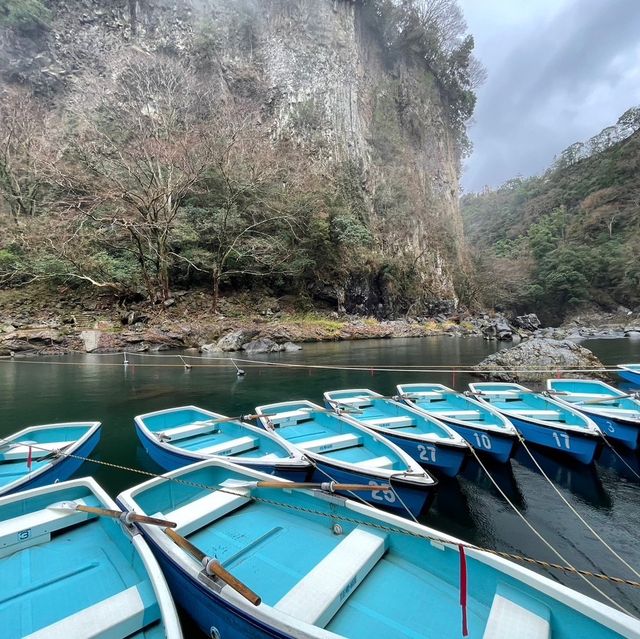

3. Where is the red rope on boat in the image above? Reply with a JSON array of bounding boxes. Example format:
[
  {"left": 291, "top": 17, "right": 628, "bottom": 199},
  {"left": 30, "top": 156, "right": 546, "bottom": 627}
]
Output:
[
  {"left": 459, "top": 543, "right": 469, "bottom": 637},
  {"left": 27, "top": 446, "right": 32, "bottom": 471}
]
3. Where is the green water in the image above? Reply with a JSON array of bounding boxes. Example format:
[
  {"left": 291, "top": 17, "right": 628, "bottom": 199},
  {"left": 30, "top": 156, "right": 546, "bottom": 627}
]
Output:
[{"left": 2, "top": 335, "right": 640, "bottom": 619}]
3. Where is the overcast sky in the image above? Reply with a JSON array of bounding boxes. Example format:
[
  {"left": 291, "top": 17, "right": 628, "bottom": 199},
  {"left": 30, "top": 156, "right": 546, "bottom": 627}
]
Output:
[{"left": 458, "top": 0, "right": 640, "bottom": 192}]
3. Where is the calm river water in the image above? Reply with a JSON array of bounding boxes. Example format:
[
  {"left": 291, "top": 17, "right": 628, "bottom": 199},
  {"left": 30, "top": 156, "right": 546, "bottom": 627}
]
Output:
[{"left": 2, "top": 335, "right": 640, "bottom": 623}]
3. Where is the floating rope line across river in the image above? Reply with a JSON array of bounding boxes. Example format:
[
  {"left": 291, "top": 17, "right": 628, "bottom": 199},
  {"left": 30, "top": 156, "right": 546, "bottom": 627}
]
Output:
[
  {"left": 3, "top": 438, "right": 639, "bottom": 615},
  {"left": 0, "top": 350, "right": 624, "bottom": 374}
]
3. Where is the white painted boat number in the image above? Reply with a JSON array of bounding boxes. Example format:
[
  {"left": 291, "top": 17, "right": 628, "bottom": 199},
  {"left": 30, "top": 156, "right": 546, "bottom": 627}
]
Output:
[
  {"left": 417, "top": 444, "right": 437, "bottom": 462},
  {"left": 552, "top": 432, "right": 571, "bottom": 449},
  {"left": 472, "top": 433, "right": 492, "bottom": 449},
  {"left": 605, "top": 421, "right": 615, "bottom": 433},
  {"left": 369, "top": 481, "right": 397, "bottom": 503}
]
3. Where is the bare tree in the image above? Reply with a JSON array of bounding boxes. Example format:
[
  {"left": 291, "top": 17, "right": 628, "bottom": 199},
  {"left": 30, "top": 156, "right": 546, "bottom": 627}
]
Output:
[
  {"left": 66, "top": 54, "right": 218, "bottom": 302},
  {"left": 0, "top": 90, "right": 53, "bottom": 224}
]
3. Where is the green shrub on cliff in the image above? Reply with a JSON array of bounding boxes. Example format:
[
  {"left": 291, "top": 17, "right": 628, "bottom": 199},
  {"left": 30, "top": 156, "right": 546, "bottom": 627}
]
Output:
[{"left": 0, "top": 0, "right": 50, "bottom": 33}]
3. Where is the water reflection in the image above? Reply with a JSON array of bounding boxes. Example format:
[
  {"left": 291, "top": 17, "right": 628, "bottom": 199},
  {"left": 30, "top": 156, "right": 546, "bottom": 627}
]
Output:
[{"left": 513, "top": 446, "right": 612, "bottom": 509}]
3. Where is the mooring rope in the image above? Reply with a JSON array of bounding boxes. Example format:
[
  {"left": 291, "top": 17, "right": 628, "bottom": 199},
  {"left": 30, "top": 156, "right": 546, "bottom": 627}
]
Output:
[
  {"left": 4, "top": 439, "right": 638, "bottom": 614},
  {"left": 465, "top": 445, "right": 630, "bottom": 613},
  {"left": 598, "top": 432, "right": 640, "bottom": 482},
  {"left": 516, "top": 433, "right": 640, "bottom": 584},
  {"left": 0, "top": 351, "right": 625, "bottom": 375}
]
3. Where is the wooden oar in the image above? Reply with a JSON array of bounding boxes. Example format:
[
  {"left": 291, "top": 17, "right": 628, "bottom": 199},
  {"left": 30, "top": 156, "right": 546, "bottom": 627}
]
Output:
[
  {"left": 582, "top": 393, "right": 637, "bottom": 405},
  {"left": 220, "top": 479, "right": 392, "bottom": 492},
  {"left": 50, "top": 501, "right": 177, "bottom": 528},
  {"left": 165, "top": 527, "right": 261, "bottom": 606},
  {"left": 210, "top": 407, "right": 360, "bottom": 425}
]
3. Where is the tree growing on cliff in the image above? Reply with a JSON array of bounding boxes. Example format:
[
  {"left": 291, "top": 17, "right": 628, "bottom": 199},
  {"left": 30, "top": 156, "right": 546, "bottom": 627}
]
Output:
[
  {"left": 0, "top": 90, "right": 53, "bottom": 224},
  {"left": 177, "top": 125, "right": 309, "bottom": 311},
  {"left": 67, "top": 55, "right": 217, "bottom": 302}
]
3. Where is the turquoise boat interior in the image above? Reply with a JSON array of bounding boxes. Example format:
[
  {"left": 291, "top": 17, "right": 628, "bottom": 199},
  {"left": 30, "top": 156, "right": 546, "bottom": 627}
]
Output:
[
  {"left": 257, "top": 401, "right": 410, "bottom": 471},
  {"left": 0, "top": 480, "right": 175, "bottom": 639},
  {"left": 470, "top": 383, "right": 591, "bottom": 428},
  {"left": 325, "top": 389, "right": 459, "bottom": 440},
  {"left": 548, "top": 380, "right": 640, "bottom": 414},
  {"left": 124, "top": 462, "right": 636, "bottom": 639},
  {"left": 138, "top": 406, "right": 296, "bottom": 461},
  {"left": 396, "top": 383, "right": 511, "bottom": 429},
  {"left": 0, "top": 423, "right": 97, "bottom": 492}
]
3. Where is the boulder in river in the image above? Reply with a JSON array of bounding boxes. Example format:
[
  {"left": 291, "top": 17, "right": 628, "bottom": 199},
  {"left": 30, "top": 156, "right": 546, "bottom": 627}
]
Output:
[
  {"left": 216, "top": 329, "right": 259, "bottom": 352},
  {"left": 512, "top": 313, "right": 541, "bottom": 332},
  {"left": 242, "top": 337, "right": 284, "bottom": 354},
  {"left": 472, "top": 338, "right": 607, "bottom": 382}
]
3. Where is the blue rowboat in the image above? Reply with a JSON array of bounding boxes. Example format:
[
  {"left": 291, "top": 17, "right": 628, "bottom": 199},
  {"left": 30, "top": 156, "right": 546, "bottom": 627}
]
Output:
[
  {"left": 135, "top": 405, "right": 312, "bottom": 482},
  {"left": 254, "top": 399, "right": 437, "bottom": 518},
  {"left": 323, "top": 388, "right": 468, "bottom": 477},
  {"left": 396, "top": 383, "right": 518, "bottom": 463},
  {"left": 1, "top": 477, "right": 182, "bottom": 639},
  {"left": 618, "top": 364, "right": 640, "bottom": 386},
  {"left": 117, "top": 458, "right": 640, "bottom": 639},
  {"left": 0, "top": 421, "right": 101, "bottom": 496},
  {"left": 546, "top": 379, "right": 640, "bottom": 450},
  {"left": 469, "top": 383, "right": 601, "bottom": 464}
]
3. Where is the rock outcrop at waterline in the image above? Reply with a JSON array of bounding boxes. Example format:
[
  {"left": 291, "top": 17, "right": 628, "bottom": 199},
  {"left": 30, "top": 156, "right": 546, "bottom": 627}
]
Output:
[{"left": 472, "top": 339, "right": 607, "bottom": 382}]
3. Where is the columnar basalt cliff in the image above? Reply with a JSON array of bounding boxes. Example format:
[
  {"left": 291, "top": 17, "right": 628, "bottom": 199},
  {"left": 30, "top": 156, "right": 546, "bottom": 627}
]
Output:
[{"left": 0, "top": 0, "right": 474, "bottom": 317}]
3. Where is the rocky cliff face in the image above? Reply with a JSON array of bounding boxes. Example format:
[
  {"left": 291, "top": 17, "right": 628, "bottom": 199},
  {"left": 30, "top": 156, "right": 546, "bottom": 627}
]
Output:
[{"left": 1, "top": 0, "right": 469, "bottom": 315}]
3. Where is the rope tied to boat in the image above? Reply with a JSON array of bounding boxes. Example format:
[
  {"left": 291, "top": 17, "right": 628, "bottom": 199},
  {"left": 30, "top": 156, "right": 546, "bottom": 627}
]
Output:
[{"left": 11, "top": 440, "right": 640, "bottom": 612}]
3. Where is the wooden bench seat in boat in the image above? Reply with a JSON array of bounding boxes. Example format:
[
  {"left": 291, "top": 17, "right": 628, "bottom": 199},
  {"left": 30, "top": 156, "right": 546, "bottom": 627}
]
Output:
[
  {"left": 482, "top": 593, "right": 550, "bottom": 639},
  {"left": 274, "top": 525, "right": 387, "bottom": 627},
  {"left": 24, "top": 582, "right": 159, "bottom": 639},
  {"left": 434, "top": 410, "right": 482, "bottom": 420},
  {"left": 157, "top": 420, "right": 220, "bottom": 442},
  {"left": 298, "top": 433, "right": 362, "bottom": 454},
  {"left": 0, "top": 499, "right": 93, "bottom": 558},
  {"left": 196, "top": 436, "right": 258, "bottom": 457},
  {"left": 364, "top": 416, "right": 414, "bottom": 429},
  {"left": 165, "top": 490, "right": 250, "bottom": 536},
  {"left": 356, "top": 456, "right": 393, "bottom": 470},
  {"left": 0, "top": 441, "right": 70, "bottom": 461},
  {"left": 507, "top": 410, "right": 561, "bottom": 420},
  {"left": 266, "top": 410, "right": 314, "bottom": 426}
]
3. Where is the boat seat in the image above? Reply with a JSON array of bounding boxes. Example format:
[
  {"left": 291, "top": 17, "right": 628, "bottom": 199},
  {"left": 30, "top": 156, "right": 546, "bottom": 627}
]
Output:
[
  {"left": 157, "top": 420, "right": 220, "bottom": 442},
  {"left": 404, "top": 391, "right": 443, "bottom": 399},
  {"left": 164, "top": 490, "right": 250, "bottom": 536},
  {"left": 508, "top": 410, "right": 561, "bottom": 420},
  {"left": 0, "top": 441, "right": 70, "bottom": 462},
  {"left": 356, "top": 456, "right": 393, "bottom": 470},
  {"left": 274, "top": 525, "right": 387, "bottom": 627},
  {"left": 365, "top": 416, "right": 414, "bottom": 429},
  {"left": 435, "top": 410, "right": 482, "bottom": 420},
  {"left": 197, "top": 436, "right": 258, "bottom": 457},
  {"left": 483, "top": 593, "right": 550, "bottom": 639},
  {"left": 266, "top": 409, "right": 313, "bottom": 427},
  {"left": 0, "top": 498, "right": 93, "bottom": 559},
  {"left": 331, "top": 397, "right": 374, "bottom": 408},
  {"left": 24, "top": 581, "right": 159, "bottom": 639},
  {"left": 298, "top": 433, "right": 362, "bottom": 453}
]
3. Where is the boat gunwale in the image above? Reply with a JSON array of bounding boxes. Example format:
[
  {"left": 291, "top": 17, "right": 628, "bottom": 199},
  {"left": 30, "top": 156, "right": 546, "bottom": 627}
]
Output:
[
  {"left": 117, "top": 458, "right": 640, "bottom": 639},
  {"left": 0, "top": 422, "right": 102, "bottom": 496},
  {"left": 468, "top": 383, "right": 601, "bottom": 436},
  {"left": 254, "top": 400, "right": 435, "bottom": 484},
  {"left": 135, "top": 405, "right": 309, "bottom": 469},
  {"left": 396, "top": 383, "right": 518, "bottom": 436},
  {"left": 322, "top": 388, "right": 469, "bottom": 448},
  {"left": 0, "top": 476, "right": 183, "bottom": 639}
]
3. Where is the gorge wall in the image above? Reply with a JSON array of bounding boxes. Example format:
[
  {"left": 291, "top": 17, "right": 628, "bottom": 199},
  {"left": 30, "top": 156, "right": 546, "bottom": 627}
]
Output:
[{"left": 0, "top": 0, "right": 471, "bottom": 316}]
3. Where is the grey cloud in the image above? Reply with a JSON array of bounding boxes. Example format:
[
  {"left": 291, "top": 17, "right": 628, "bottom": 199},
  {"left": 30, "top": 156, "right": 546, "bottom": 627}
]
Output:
[{"left": 462, "top": 0, "right": 640, "bottom": 191}]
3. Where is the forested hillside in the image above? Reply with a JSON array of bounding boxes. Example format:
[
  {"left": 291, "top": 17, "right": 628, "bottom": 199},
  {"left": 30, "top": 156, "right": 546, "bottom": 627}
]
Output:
[
  {"left": 0, "top": 0, "right": 480, "bottom": 318},
  {"left": 462, "top": 110, "right": 640, "bottom": 324}
]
